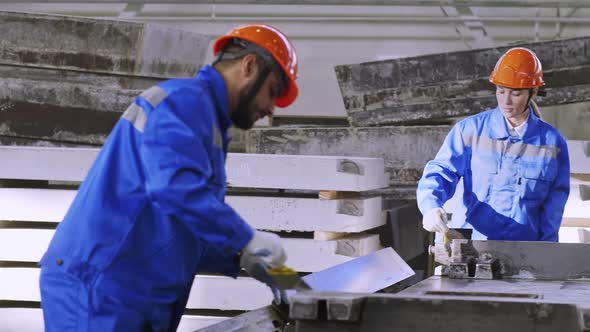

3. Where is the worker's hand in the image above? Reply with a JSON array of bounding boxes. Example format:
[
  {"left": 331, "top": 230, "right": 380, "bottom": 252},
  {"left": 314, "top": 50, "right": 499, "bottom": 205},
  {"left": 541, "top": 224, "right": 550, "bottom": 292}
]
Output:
[
  {"left": 240, "top": 230, "right": 286, "bottom": 269},
  {"left": 240, "top": 256, "right": 286, "bottom": 304},
  {"left": 422, "top": 207, "right": 449, "bottom": 233},
  {"left": 240, "top": 230, "right": 287, "bottom": 304}
]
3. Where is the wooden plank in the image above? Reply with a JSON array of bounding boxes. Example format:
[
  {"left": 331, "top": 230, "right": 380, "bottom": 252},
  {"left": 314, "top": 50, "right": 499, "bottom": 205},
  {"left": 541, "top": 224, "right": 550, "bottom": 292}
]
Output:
[
  {"left": 0, "top": 268, "right": 272, "bottom": 310},
  {"left": 568, "top": 140, "right": 590, "bottom": 175},
  {"left": 318, "top": 190, "right": 361, "bottom": 200},
  {"left": 0, "top": 189, "right": 385, "bottom": 233},
  {"left": 226, "top": 153, "right": 388, "bottom": 191},
  {"left": 246, "top": 126, "right": 449, "bottom": 185},
  {"left": 0, "top": 146, "right": 388, "bottom": 190},
  {"left": 562, "top": 218, "right": 590, "bottom": 227},
  {"left": 0, "top": 308, "right": 229, "bottom": 332},
  {"left": 313, "top": 231, "right": 347, "bottom": 240},
  {"left": 0, "top": 228, "right": 381, "bottom": 272},
  {"left": 0, "top": 11, "right": 210, "bottom": 78},
  {"left": 335, "top": 36, "right": 590, "bottom": 126},
  {"left": 572, "top": 174, "right": 590, "bottom": 184}
]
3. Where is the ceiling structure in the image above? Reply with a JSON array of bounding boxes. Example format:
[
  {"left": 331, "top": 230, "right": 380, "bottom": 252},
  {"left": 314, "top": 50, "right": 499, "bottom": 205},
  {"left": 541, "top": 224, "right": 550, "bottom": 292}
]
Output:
[{"left": 2, "top": 1, "right": 590, "bottom": 45}]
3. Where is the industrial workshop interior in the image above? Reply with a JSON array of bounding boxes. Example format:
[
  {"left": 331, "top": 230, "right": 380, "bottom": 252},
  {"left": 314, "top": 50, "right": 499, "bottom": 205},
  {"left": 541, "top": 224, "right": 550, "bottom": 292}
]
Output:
[{"left": 1, "top": 0, "right": 590, "bottom": 331}]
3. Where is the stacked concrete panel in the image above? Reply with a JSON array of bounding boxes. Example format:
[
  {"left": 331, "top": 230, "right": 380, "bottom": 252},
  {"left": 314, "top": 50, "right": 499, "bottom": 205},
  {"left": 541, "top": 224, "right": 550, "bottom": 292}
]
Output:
[
  {"left": 242, "top": 37, "right": 590, "bottom": 198},
  {"left": 0, "top": 145, "right": 389, "bottom": 330},
  {"left": 334, "top": 36, "right": 590, "bottom": 127},
  {"left": 0, "top": 11, "right": 210, "bottom": 146},
  {"left": 0, "top": 11, "right": 221, "bottom": 332}
]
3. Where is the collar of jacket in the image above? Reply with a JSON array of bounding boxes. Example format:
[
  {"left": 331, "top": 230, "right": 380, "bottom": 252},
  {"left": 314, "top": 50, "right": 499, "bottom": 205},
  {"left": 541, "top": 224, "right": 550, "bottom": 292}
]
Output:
[
  {"left": 489, "top": 106, "right": 542, "bottom": 144},
  {"left": 197, "top": 65, "right": 233, "bottom": 132}
]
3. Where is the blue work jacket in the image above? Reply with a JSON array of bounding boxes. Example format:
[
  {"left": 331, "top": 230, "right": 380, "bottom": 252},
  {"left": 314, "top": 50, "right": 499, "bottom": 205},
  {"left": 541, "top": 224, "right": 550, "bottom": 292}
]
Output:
[
  {"left": 40, "top": 65, "right": 253, "bottom": 306},
  {"left": 417, "top": 106, "right": 570, "bottom": 241}
]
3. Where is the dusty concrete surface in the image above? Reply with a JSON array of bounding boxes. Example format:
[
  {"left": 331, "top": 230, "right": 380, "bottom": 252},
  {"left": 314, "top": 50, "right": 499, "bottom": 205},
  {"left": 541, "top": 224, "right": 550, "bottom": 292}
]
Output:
[
  {"left": 0, "top": 65, "right": 159, "bottom": 145},
  {"left": 0, "top": 11, "right": 212, "bottom": 146},
  {"left": 0, "top": 11, "right": 210, "bottom": 77},
  {"left": 245, "top": 125, "right": 450, "bottom": 185},
  {"left": 336, "top": 36, "right": 590, "bottom": 126}
]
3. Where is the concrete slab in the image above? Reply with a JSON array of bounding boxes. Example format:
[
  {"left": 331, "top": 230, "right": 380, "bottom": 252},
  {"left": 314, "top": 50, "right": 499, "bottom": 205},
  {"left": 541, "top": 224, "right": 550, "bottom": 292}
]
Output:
[
  {"left": 0, "top": 189, "right": 385, "bottom": 235},
  {"left": 559, "top": 227, "right": 590, "bottom": 243},
  {"left": 246, "top": 126, "right": 449, "bottom": 185},
  {"left": 0, "top": 267, "right": 273, "bottom": 310},
  {"left": 564, "top": 184, "right": 590, "bottom": 220},
  {"left": 335, "top": 36, "right": 590, "bottom": 126},
  {"left": 0, "top": 146, "right": 388, "bottom": 190},
  {"left": 0, "top": 188, "right": 75, "bottom": 222},
  {"left": 229, "top": 195, "right": 384, "bottom": 232},
  {"left": 0, "top": 189, "right": 386, "bottom": 233},
  {"left": 569, "top": 140, "right": 590, "bottom": 174},
  {"left": 283, "top": 234, "right": 382, "bottom": 272},
  {"left": 226, "top": 153, "right": 388, "bottom": 191},
  {"left": 0, "top": 308, "right": 226, "bottom": 332},
  {"left": 0, "top": 227, "right": 382, "bottom": 272},
  {"left": 0, "top": 65, "right": 158, "bottom": 144},
  {"left": 0, "top": 146, "right": 96, "bottom": 181},
  {"left": 0, "top": 11, "right": 210, "bottom": 77}
]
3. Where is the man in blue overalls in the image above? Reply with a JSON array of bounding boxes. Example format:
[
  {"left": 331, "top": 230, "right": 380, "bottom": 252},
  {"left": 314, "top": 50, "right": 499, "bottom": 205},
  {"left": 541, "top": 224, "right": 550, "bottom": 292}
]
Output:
[
  {"left": 39, "top": 24, "right": 299, "bottom": 331},
  {"left": 417, "top": 47, "right": 570, "bottom": 241}
]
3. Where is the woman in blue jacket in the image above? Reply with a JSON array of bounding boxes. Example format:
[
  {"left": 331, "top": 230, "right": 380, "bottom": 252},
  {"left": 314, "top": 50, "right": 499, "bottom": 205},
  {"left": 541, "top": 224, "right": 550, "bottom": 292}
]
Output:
[{"left": 417, "top": 47, "right": 570, "bottom": 241}]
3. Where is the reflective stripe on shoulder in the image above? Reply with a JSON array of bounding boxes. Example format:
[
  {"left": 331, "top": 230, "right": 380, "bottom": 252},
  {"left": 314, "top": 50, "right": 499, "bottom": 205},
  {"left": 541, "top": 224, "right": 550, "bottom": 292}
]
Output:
[
  {"left": 122, "top": 104, "right": 147, "bottom": 133},
  {"left": 140, "top": 86, "right": 168, "bottom": 107},
  {"left": 463, "top": 134, "right": 559, "bottom": 159},
  {"left": 121, "top": 86, "right": 168, "bottom": 133}
]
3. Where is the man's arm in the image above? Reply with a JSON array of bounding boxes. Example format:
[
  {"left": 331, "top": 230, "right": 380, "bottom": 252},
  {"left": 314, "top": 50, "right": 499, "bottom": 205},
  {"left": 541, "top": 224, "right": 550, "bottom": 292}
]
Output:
[{"left": 140, "top": 88, "right": 253, "bottom": 276}]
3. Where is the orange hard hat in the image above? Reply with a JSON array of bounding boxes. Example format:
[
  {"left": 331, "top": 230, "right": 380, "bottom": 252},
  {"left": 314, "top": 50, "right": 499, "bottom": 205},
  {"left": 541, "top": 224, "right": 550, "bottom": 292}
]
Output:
[
  {"left": 213, "top": 24, "right": 299, "bottom": 108},
  {"left": 489, "top": 47, "right": 544, "bottom": 89}
]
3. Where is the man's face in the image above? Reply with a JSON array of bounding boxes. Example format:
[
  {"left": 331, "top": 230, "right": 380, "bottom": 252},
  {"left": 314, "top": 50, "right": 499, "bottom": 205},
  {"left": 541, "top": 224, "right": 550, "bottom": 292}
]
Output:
[
  {"left": 231, "top": 70, "right": 281, "bottom": 130},
  {"left": 495, "top": 86, "right": 533, "bottom": 120}
]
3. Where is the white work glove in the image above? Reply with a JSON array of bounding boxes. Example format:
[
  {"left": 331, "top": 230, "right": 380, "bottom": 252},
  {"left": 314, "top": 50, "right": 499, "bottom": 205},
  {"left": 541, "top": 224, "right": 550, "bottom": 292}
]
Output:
[
  {"left": 240, "top": 230, "right": 287, "bottom": 304},
  {"left": 240, "top": 230, "right": 286, "bottom": 269},
  {"left": 422, "top": 207, "right": 449, "bottom": 234}
]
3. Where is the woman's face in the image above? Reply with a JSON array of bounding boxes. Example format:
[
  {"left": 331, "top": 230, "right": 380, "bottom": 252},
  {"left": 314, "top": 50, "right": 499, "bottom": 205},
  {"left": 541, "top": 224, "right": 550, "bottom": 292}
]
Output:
[{"left": 495, "top": 86, "right": 535, "bottom": 120}]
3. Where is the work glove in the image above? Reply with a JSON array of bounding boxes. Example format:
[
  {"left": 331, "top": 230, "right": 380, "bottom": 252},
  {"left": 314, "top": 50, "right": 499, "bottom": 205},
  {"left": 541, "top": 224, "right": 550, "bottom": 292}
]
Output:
[
  {"left": 422, "top": 207, "right": 449, "bottom": 234},
  {"left": 240, "top": 230, "right": 287, "bottom": 304}
]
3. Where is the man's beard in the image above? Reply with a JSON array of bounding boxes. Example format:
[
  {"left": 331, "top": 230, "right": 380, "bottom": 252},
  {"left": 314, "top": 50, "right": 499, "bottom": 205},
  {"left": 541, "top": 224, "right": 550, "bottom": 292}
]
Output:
[{"left": 231, "top": 86, "right": 261, "bottom": 130}]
